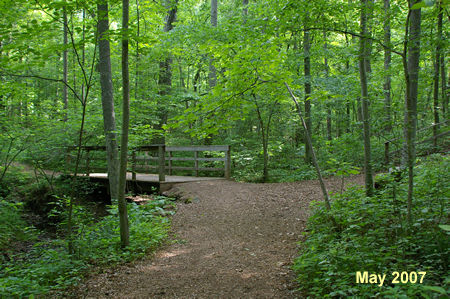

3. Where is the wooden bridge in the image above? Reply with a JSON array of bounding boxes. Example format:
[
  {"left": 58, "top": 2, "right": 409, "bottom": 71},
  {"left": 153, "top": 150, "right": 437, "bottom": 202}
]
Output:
[{"left": 67, "top": 144, "right": 231, "bottom": 192}]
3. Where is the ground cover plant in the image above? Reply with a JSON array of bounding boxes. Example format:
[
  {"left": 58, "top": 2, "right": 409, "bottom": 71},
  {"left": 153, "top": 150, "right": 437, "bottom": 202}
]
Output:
[
  {"left": 0, "top": 187, "right": 173, "bottom": 297},
  {"left": 294, "top": 154, "right": 449, "bottom": 298}
]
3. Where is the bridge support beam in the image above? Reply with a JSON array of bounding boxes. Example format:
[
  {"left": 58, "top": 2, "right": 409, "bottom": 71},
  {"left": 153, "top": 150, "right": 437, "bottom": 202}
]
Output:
[{"left": 158, "top": 145, "right": 165, "bottom": 182}]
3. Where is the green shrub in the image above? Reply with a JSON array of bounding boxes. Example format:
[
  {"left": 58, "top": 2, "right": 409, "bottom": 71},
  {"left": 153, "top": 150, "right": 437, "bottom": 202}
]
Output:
[
  {"left": 0, "top": 199, "right": 36, "bottom": 253},
  {"left": 0, "top": 198, "right": 173, "bottom": 297},
  {"left": 293, "top": 155, "right": 449, "bottom": 298}
]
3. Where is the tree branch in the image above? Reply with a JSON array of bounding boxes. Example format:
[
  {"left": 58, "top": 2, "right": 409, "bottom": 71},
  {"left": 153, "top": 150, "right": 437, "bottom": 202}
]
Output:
[
  {"left": 302, "top": 27, "right": 404, "bottom": 57},
  {"left": 0, "top": 70, "right": 82, "bottom": 102}
]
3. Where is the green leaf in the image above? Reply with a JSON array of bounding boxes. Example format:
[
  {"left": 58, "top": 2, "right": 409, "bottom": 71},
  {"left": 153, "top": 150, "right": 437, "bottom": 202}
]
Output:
[
  {"left": 438, "top": 224, "right": 450, "bottom": 231},
  {"left": 411, "top": 1, "right": 426, "bottom": 9},
  {"left": 421, "top": 286, "right": 447, "bottom": 294}
]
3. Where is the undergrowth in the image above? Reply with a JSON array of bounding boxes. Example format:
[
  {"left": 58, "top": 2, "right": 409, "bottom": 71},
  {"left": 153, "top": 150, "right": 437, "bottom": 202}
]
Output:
[
  {"left": 294, "top": 154, "right": 449, "bottom": 298},
  {"left": 0, "top": 197, "right": 173, "bottom": 297}
]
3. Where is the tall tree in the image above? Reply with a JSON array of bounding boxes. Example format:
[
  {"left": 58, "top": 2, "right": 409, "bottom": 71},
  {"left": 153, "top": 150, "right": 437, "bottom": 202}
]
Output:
[
  {"left": 359, "top": 0, "right": 374, "bottom": 196},
  {"left": 135, "top": 0, "right": 140, "bottom": 102},
  {"left": 439, "top": 2, "right": 447, "bottom": 119},
  {"left": 433, "top": 0, "right": 442, "bottom": 147},
  {"left": 383, "top": 0, "right": 392, "bottom": 132},
  {"left": 62, "top": 7, "right": 68, "bottom": 121},
  {"left": 209, "top": 0, "right": 217, "bottom": 88},
  {"left": 97, "top": 0, "right": 120, "bottom": 202},
  {"left": 155, "top": 0, "right": 178, "bottom": 144},
  {"left": 118, "top": 0, "right": 131, "bottom": 247},
  {"left": 324, "top": 31, "right": 332, "bottom": 141},
  {"left": 303, "top": 17, "right": 312, "bottom": 164},
  {"left": 403, "top": 0, "right": 422, "bottom": 224}
]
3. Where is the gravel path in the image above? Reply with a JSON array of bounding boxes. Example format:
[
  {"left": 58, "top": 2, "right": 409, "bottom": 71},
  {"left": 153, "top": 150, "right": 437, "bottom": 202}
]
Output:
[{"left": 74, "top": 176, "right": 363, "bottom": 298}]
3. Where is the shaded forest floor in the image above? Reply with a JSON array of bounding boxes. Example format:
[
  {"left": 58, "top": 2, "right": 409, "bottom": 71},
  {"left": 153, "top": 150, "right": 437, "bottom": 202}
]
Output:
[{"left": 71, "top": 175, "right": 364, "bottom": 298}]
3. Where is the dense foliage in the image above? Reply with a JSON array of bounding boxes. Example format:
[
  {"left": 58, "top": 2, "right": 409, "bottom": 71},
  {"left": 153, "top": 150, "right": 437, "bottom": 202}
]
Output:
[
  {"left": 0, "top": 0, "right": 448, "bottom": 182},
  {"left": 0, "top": 171, "right": 173, "bottom": 296},
  {"left": 294, "top": 155, "right": 449, "bottom": 298},
  {"left": 0, "top": 0, "right": 448, "bottom": 297}
]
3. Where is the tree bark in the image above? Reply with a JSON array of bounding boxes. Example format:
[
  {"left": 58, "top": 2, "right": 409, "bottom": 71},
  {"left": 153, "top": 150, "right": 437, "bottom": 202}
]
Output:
[
  {"left": 433, "top": 0, "right": 442, "bottom": 148},
  {"left": 304, "top": 21, "right": 312, "bottom": 164},
  {"left": 403, "top": 0, "right": 421, "bottom": 225},
  {"left": 383, "top": 0, "right": 392, "bottom": 132},
  {"left": 442, "top": 55, "right": 447, "bottom": 119},
  {"left": 438, "top": 0, "right": 446, "bottom": 120},
  {"left": 252, "top": 94, "right": 276, "bottom": 183},
  {"left": 117, "top": 0, "right": 131, "bottom": 248},
  {"left": 154, "top": 0, "right": 178, "bottom": 144},
  {"left": 135, "top": 0, "right": 140, "bottom": 102},
  {"left": 344, "top": 24, "right": 351, "bottom": 133},
  {"left": 97, "top": 1, "right": 119, "bottom": 202},
  {"left": 209, "top": 0, "right": 217, "bottom": 88},
  {"left": 359, "top": 0, "right": 374, "bottom": 197},
  {"left": 193, "top": 66, "right": 201, "bottom": 92},
  {"left": 324, "top": 31, "right": 332, "bottom": 141},
  {"left": 81, "top": 9, "right": 86, "bottom": 102},
  {"left": 365, "top": 0, "right": 374, "bottom": 74},
  {"left": 63, "top": 7, "right": 68, "bottom": 121},
  {"left": 243, "top": 0, "right": 249, "bottom": 19}
]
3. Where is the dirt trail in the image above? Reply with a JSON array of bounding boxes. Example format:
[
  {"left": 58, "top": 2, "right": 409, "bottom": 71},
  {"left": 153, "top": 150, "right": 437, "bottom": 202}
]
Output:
[{"left": 74, "top": 176, "right": 363, "bottom": 298}]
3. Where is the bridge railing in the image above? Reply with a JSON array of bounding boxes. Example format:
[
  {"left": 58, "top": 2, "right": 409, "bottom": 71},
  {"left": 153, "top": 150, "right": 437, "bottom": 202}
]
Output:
[{"left": 66, "top": 144, "right": 231, "bottom": 182}]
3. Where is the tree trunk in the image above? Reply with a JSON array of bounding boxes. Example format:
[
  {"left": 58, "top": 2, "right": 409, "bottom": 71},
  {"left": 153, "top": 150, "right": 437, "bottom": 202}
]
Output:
[
  {"left": 359, "top": 0, "right": 374, "bottom": 197},
  {"left": 155, "top": 0, "right": 178, "bottom": 144},
  {"left": 438, "top": 0, "right": 446, "bottom": 120},
  {"left": 71, "top": 13, "right": 77, "bottom": 103},
  {"left": 97, "top": 1, "right": 120, "bottom": 202},
  {"left": 119, "top": 0, "right": 131, "bottom": 247},
  {"left": 344, "top": 28, "right": 351, "bottom": 133},
  {"left": 193, "top": 66, "right": 201, "bottom": 92},
  {"left": 324, "top": 31, "right": 332, "bottom": 141},
  {"left": 285, "top": 83, "right": 337, "bottom": 229},
  {"left": 304, "top": 21, "right": 312, "bottom": 164},
  {"left": 135, "top": 0, "right": 140, "bottom": 102},
  {"left": 81, "top": 9, "right": 86, "bottom": 102},
  {"left": 403, "top": 0, "right": 421, "bottom": 225},
  {"left": 209, "top": 0, "right": 217, "bottom": 88},
  {"left": 253, "top": 94, "right": 275, "bottom": 183},
  {"left": 365, "top": 0, "right": 374, "bottom": 74},
  {"left": 63, "top": 7, "right": 68, "bottom": 121},
  {"left": 243, "top": 0, "right": 249, "bottom": 17},
  {"left": 442, "top": 55, "right": 447, "bottom": 120},
  {"left": 383, "top": 0, "right": 392, "bottom": 132},
  {"left": 433, "top": 1, "right": 442, "bottom": 148}
]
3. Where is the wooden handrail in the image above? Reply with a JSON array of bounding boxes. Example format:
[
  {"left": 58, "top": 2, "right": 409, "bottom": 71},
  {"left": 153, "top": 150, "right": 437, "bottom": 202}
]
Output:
[{"left": 66, "top": 144, "right": 231, "bottom": 181}]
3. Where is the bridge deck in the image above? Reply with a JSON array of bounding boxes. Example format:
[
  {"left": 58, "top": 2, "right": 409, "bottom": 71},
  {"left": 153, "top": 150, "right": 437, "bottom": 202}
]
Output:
[{"left": 86, "top": 172, "right": 225, "bottom": 183}]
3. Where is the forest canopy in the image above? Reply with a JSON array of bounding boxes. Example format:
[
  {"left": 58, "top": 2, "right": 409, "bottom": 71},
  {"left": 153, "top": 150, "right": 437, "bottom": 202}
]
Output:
[{"left": 0, "top": 0, "right": 448, "bottom": 296}]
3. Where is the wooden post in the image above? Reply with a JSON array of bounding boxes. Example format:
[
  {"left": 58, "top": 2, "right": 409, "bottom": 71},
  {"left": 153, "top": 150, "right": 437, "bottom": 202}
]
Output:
[
  {"left": 85, "top": 149, "right": 90, "bottom": 176},
  {"left": 168, "top": 151, "right": 172, "bottom": 175},
  {"left": 194, "top": 151, "right": 199, "bottom": 177},
  {"left": 158, "top": 145, "right": 165, "bottom": 182},
  {"left": 132, "top": 150, "right": 136, "bottom": 181},
  {"left": 384, "top": 141, "right": 390, "bottom": 165},
  {"left": 225, "top": 146, "right": 231, "bottom": 179}
]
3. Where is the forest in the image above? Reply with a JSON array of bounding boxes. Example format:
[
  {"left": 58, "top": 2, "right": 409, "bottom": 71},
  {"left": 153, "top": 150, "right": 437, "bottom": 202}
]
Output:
[{"left": 0, "top": 0, "right": 449, "bottom": 297}]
